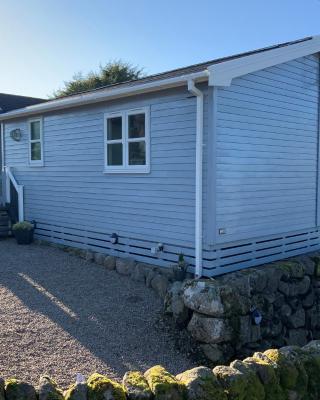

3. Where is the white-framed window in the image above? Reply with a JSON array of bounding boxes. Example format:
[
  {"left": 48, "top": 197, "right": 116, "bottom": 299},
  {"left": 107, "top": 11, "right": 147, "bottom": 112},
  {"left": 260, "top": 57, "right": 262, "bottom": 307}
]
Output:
[
  {"left": 28, "top": 118, "right": 43, "bottom": 166},
  {"left": 104, "top": 107, "right": 150, "bottom": 173}
]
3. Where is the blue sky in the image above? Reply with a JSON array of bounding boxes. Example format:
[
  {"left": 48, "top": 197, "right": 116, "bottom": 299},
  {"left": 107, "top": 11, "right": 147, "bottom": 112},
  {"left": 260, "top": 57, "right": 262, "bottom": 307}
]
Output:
[{"left": 0, "top": 0, "right": 320, "bottom": 98}]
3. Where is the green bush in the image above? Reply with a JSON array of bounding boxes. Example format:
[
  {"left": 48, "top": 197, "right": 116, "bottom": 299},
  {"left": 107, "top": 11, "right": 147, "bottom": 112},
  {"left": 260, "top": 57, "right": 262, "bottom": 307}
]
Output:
[{"left": 12, "top": 221, "right": 34, "bottom": 231}]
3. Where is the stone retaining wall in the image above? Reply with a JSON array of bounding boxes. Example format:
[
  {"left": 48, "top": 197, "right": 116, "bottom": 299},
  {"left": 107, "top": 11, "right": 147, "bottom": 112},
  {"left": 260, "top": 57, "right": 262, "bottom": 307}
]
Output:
[
  {"left": 3, "top": 341, "right": 320, "bottom": 400},
  {"left": 165, "top": 254, "right": 320, "bottom": 365}
]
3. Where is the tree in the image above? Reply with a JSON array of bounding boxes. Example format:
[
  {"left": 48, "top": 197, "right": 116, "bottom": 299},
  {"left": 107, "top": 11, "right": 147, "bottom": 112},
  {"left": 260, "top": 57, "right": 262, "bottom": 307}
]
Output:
[{"left": 53, "top": 60, "right": 144, "bottom": 98}]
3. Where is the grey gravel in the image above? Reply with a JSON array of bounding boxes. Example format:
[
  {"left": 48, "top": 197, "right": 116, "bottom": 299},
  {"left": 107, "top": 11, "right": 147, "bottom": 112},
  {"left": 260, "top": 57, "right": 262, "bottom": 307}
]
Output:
[{"left": 0, "top": 239, "right": 194, "bottom": 388}]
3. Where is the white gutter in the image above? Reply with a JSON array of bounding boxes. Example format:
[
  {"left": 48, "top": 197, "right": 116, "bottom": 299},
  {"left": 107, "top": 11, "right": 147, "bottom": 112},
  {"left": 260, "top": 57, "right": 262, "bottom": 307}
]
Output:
[
  {"left": 0, "top": 70, "right": 209, "bottom": 121},
  {"left": 187, "top": 79, "right": 204, "bottom": 278}
]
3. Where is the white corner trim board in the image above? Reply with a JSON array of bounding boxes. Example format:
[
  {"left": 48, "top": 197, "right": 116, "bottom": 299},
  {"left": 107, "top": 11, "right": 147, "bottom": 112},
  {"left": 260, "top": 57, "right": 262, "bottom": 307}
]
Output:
[{"left": 208, "top": 35, "right": 320, "bottom": 87}]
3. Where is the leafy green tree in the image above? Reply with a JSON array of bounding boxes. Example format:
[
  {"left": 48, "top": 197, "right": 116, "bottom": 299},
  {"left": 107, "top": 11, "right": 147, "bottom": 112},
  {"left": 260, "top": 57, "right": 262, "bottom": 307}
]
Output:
[{"left": 53, "top": 60, "right": 144, "bottom": 97}]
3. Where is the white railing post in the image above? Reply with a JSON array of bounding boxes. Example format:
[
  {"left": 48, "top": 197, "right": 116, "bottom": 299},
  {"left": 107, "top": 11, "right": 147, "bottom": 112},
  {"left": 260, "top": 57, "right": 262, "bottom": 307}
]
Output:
[
  {"left": 5, "top": 167, "right": 10, "bottom": 203},
  {"left": 18, "top": 186, "right": 24, "bottom": 222},
  {"left": 5, "top": 166, "right": 24, "bottom": 222}
]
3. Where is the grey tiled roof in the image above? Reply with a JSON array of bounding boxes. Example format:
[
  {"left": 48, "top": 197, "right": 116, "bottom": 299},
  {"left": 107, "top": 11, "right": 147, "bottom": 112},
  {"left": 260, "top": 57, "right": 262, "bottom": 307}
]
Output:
[
  {"left": 55, "top": 36, "right": 312, "bottom": 99},
  {"left": 0, "top": 93, "right": 46, "bottom": 113}
]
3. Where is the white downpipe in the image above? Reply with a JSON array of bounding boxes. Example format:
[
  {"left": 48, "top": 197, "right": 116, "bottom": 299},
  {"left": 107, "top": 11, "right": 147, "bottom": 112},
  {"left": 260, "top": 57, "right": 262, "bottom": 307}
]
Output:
[
  {"left": 0, "top": 123, "right": 4, "bottom": 206},
  {"left": 188, "top": 79, "right": 204, "bottom": 278}
]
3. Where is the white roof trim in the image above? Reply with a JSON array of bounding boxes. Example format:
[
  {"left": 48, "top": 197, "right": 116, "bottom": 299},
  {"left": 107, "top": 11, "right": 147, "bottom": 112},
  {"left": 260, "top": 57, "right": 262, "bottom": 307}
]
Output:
[
  {"left": 0, "top": 71, "right": 209, "bottom": 121},
  {"left": 208, "top": 35, "right": 320, "bottom": 87}
]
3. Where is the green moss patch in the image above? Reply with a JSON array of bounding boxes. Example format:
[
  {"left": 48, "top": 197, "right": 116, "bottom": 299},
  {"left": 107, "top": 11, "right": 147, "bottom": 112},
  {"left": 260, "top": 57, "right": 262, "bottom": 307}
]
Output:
[
  {"left": 264, "top": 348, "right": 308, "bottom": 399},
  {"left": 176, "top": 366, "right": 227, "bottom": 400},
  {"left": 87, "top": 373, "right": 126, "bottom": 400},
  {"left": 122, "top": 371, "right": 152, "bottom": 400},
  {"left": 144, "top": 365, "right": 185, "bottom": 400},
  {"left": 245, "top": 355, "right": 285, "bottom": 400}
]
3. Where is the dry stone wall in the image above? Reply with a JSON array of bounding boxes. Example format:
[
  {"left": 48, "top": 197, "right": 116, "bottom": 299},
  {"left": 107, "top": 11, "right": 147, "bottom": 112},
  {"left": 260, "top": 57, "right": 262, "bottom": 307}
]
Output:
[
  {"left": 3, "top": 341, "right": 320, "bottom": 400},
  {"left": 165, "top": 254, "right": 320, "bottom": 365}
]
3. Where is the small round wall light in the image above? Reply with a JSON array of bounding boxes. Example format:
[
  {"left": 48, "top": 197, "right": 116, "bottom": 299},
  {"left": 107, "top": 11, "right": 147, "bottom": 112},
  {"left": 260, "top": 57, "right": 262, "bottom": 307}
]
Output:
[
  {"left": 10, "top": 128, "right": 22, "bottom": 142},
  {"left": 110, "top": 233, "right": 118, "bottom": 244}
]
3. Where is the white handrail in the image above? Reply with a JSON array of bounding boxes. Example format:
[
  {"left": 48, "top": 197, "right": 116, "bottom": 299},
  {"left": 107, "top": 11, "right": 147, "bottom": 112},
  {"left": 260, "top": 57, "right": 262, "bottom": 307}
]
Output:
[{"left": 5, "top": 166, "right": 24, "bottom": 222}]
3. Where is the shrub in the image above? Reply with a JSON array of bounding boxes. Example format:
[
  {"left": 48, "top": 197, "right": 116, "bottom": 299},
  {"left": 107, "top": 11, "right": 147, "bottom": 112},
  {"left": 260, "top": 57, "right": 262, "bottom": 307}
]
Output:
[{"left": 12, "top": 221, "right": 34, "bottom": 231}]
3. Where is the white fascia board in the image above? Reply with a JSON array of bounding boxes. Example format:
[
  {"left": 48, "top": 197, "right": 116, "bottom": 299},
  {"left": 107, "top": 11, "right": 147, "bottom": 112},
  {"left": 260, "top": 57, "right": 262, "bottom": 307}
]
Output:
[
  {"left": 0, "top": 71, "right": 209, "bottom": 121},
  {"left": 208, "top": 35, "right": 320, "bottom": 87}
]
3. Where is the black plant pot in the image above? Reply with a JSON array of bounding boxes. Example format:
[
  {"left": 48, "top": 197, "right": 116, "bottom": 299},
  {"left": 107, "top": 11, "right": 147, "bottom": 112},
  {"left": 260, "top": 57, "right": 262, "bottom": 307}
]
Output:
[
  {"left": 173, "top": 265, "right": 187, "bottom": 282},
  {"left": 14, "top": 229, "right": 34, "bottom": 245}
]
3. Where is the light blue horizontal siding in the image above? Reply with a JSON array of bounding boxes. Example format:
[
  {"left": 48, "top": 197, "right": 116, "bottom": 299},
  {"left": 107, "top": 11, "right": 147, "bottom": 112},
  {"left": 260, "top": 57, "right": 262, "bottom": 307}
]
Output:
[
  {"left": 5, "top": 87, "right": 210, "bottom": 250},
  {"left": 214, "top": 54, "right": 320, "bottom": 244}
]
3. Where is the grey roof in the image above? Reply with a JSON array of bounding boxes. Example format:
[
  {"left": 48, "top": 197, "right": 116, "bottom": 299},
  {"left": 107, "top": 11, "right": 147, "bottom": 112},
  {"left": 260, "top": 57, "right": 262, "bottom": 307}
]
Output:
[
  {"left": 0, "top": 93, "right": 46, "bottom": 113},
  {"left": 55, "top": 36, "right": 313, "bottom": 100}
]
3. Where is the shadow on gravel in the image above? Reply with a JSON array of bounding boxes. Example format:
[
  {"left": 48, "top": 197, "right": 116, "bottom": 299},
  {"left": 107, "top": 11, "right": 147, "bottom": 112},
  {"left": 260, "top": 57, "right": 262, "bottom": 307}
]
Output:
[{"left": 0, "top": 240, "right": 194, "bottom": 380}]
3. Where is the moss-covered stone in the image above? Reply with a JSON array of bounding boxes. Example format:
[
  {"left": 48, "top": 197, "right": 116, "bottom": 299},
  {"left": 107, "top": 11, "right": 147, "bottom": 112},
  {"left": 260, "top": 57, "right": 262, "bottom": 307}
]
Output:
[
  {"left": 311, "top": 256, "right": 320, "bottom": 277},
  {"left": 176, "top": 366, "right": 227, "bottom": 400},
  {"left": 5, "top": 379, "right": 37, "bottom": 400},
  {"left": 144, "top": 365, "right": 185, "bottom": 400},
  {"left": 277, "top": 261, "right": 305, "bottom": 278},
  {"left": 244, "top": 355, "right": 285, "bottom": 400},
  {"left": 38, "top": 376, "right": 64, "bottom": 400},
  {"left": 229, "top": 360, "right": 265, "bottom": 400},
  {"left": 64, "top": 382, "right": 87, "bottom": 400},
  {"left": 87, "top": 373, "right": 126, "bottom": 400},
  {"left": 122, "top": 371, "right": 152, "bottom": 400},
  {"left": 213, "top": 365, "right": 250, "bottom": 400},
  {"left": 300, "top": 342, "right": 320, "bottom": 399},
  {"left": 264, "top": 347, "right": 308, "bottom": 399}
]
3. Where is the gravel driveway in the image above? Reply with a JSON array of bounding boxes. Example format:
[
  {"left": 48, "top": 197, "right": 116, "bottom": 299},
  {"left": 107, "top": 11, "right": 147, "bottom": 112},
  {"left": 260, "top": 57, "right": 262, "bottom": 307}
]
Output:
[{"left": 0, "top": 239, "right": 194, "bottom": 388}]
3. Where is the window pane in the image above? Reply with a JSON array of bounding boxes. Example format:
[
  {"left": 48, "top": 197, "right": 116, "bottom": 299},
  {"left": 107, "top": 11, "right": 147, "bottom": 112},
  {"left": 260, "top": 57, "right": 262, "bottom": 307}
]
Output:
[
  {"left": 107, "top": 117, "right": 122, "bottom": 140},
  {"left": 129, "top": 141, "right": 146, "bottom": 165},
  {"left": 108, "top": 143, "right": 123, "bottom": 166},
  {"left": 31, "top": 121, "right": 41, "bottom": 140},
  {"left": 128, "top": 113, "right": 145, "bottom": 138},
  {"left": 31, "top": 142, "right": 41, "bottom": 161}
]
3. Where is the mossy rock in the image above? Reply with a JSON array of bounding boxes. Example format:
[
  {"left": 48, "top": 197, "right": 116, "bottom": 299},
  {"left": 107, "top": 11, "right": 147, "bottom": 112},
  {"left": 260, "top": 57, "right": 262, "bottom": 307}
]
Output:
[
  {"left": 87, "top": 373, "right": 126, "bottom": 400},
  {"left": 277, "top": 261, "right": 305, "bottom": 278},
  {"left": 229, "top": 360, "right": 265, "bottom": 400},
  {"left": 213, "top": 365, "right": 250, "bottom": 400},
  {"left": 64, "top": 382, "right": 88, "bottom": 400},
  {"left": 244, "top": 356, "right": 285, "bottom": 400},
  {"left": 176, "top": 366, "right": 227, "bottom": 400},
  {"left": 38, "top": 376, "right": 64, "bottom": 400},
  {"left": 311, "top": 256, "right": 320, "bottom": 277},
  {"left": 144, "top": 365, "right": 185, "bottom": 400},
  {"left": 122, "top": 371, "right": 152, "bottom": 400},
  {"left": 300, "top": 342, "right": 320, "bottom": 399},
  {"left": 5, "top": 379, "right": 37, "bottom": 400},
  {"left": 264, "top": 347, "right": 308, "bottom": 399}
]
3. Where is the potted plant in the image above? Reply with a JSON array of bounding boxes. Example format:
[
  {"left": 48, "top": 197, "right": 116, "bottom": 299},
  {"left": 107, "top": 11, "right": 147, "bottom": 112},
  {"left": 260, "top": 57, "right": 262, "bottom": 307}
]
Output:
[
  {"left": 172, "top": 253, "right": 188, "bottom": 281},
  {"left": 12, "top": 221, "right": 35, "bottom": 245}
]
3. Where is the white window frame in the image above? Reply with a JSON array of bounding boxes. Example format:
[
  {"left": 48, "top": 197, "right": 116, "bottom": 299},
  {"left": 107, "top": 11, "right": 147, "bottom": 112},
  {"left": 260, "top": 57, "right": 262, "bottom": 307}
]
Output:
[
  {"left": 28, "top": 117, "right": 44, "bottom": 166},
  {"left": 104, "top": 106, "right": 150, "bottom": 173}
]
